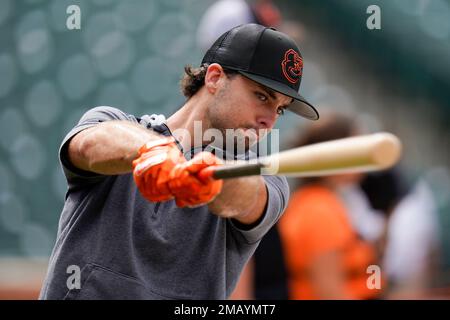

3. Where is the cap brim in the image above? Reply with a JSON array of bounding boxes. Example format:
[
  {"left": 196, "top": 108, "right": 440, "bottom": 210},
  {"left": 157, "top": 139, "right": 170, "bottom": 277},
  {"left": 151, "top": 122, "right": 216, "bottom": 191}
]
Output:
[{"left": 238, "top": 71, "right": 319, "bottom": 120}]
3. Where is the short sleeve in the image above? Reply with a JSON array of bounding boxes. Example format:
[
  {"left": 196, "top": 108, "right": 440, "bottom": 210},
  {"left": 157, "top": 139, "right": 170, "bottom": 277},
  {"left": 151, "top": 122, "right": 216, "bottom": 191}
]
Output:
[
  {"left": 228, "top": 175, "right": 290, "bottom": 245},
  {"left": 59, "top": 106, "right": 138, "bottom": 185}
]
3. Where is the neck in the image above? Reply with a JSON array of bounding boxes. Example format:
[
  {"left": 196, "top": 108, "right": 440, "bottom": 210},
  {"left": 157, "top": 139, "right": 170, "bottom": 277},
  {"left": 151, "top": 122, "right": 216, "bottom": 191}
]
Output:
[{"left": 166, "top": 92, "right": 211, "bottom": 151}]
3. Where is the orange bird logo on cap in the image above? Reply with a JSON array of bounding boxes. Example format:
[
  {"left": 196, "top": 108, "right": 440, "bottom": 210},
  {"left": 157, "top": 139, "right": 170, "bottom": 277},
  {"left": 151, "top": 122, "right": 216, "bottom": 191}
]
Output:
[{"left": 281, "top": 49, "right": 303, "bottom": 84}]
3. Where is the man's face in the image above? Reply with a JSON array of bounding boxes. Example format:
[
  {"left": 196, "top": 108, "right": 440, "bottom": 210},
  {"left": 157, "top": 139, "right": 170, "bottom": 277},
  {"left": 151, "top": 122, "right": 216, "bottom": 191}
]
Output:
[{"left": 206, "top": 70, "right": 293, "bottom": 152}]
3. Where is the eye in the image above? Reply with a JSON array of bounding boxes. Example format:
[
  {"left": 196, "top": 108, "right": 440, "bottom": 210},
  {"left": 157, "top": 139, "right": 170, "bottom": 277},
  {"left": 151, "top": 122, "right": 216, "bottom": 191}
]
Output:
[
  {"left": 255, "top": 92, "right": 268, "bottom": 102},
  {"left": 277, "top": 107, "right": 286, "bottom": 116}
]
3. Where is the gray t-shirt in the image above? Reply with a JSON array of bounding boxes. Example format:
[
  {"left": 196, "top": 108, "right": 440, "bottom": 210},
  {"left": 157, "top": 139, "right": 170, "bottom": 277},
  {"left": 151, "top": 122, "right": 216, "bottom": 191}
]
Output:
[{"left": 39, "top": 106, "right": 289, "bottom": 300}]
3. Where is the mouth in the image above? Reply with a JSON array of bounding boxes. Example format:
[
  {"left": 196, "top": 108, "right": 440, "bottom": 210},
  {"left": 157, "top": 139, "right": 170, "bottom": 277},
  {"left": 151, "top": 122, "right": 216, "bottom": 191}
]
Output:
[
  {"left": 240, "top": 127, "right": 259, "bottom": 141},
  {"left": 245, "top": 127, "right": 270, "bottom": 140}
]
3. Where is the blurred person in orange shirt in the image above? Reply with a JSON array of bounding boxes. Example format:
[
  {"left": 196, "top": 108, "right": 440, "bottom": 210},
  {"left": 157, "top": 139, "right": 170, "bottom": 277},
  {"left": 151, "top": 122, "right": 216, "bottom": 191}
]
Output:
[{"left": 279, "top": 112, "right": 384, "bottom": 300}]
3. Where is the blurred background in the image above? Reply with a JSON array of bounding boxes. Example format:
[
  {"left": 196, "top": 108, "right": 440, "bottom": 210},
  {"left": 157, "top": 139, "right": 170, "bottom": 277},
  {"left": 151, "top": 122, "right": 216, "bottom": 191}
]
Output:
[{"left": 0, "top": 0, "right": 449, "bottom": 299}]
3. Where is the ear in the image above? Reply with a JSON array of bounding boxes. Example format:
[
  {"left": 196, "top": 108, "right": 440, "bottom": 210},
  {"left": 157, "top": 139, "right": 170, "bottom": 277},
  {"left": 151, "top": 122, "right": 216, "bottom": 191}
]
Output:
[{"left": 204, "top": 63, "right": 225, "bottom": 94}]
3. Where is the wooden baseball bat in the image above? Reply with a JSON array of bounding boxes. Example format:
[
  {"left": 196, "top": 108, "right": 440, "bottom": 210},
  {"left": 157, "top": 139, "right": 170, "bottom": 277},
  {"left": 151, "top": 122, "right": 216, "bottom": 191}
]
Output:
[{"left": 199, "top": 132, "right": 402, "bottom": 180}]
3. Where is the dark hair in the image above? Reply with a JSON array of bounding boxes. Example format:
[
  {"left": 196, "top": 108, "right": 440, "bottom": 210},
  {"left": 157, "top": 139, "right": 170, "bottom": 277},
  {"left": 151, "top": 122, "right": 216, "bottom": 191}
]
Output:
[
  {"left": 293, "top": 112, "right": 357, "bottom": 185},
  {"left": 180, "top": 63, "right": 238, "bottom": 98},
  {"left": 295, "top": 113, "right": 356, "bottom": 148},
  {"left": 360, "top": 167, "right": 410, "bottom": 214}
]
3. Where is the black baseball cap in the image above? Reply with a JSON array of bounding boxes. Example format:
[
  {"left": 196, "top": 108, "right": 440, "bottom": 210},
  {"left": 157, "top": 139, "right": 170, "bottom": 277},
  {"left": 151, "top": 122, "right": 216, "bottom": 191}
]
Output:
[{"left": 202, "top": 23, "right": 319, "bottom": 120}]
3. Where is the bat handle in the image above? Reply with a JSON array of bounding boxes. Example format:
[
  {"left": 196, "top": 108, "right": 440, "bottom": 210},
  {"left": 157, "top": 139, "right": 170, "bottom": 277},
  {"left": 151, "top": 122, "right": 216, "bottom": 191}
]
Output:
[
  {"left": 198, "top": 162, "right": 263, "bottom": 180},
  {"left": 198, "top": 166, "right": 216, "bottom": 181}
]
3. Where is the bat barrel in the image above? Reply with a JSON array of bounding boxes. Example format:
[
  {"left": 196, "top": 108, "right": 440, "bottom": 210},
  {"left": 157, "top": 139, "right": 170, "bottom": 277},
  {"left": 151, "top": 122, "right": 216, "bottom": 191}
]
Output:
[
  {"left": 262, "top": 132, "right": 402, "bottom": 177},
  {"left": 368, "top": 133, "right": 402, "bottom": 168},
  {"left": 199, "top": 132, "right": 402, "bottom": 180}
]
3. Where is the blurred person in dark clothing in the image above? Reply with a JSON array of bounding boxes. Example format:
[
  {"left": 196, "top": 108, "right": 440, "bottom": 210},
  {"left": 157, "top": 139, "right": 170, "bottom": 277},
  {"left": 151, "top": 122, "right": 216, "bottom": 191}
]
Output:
[
  {"left": 230, "top": 225, "right": 289, "bottom": 300},
  {"left": 253, "top": 225, "right": 289, "bottom": 299},
  {"left": 361, "top": 168, "right": 441, "bottom": 298}
]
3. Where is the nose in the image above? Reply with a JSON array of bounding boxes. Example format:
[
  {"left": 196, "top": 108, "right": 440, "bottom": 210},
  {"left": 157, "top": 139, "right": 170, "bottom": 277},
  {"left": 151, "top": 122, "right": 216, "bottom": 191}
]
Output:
[{"left": 256, "top": 112, "right": 277, "bottom": 130}]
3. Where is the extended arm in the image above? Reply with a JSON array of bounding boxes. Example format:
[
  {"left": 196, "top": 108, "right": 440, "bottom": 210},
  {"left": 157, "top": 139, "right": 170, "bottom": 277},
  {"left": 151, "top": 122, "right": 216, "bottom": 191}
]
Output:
[
  {"left": 68, "top": 120, "right": 161, "bottom": 175},
  {"left": 69, "top": 120, "right": 269, "bottom": 225}
]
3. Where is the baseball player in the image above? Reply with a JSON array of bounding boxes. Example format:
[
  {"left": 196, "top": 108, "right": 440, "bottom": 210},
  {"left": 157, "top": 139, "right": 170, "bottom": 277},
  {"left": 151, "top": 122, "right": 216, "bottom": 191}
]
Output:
[{"left": 39, "top": 23, "right": 319, "bottom": 300}]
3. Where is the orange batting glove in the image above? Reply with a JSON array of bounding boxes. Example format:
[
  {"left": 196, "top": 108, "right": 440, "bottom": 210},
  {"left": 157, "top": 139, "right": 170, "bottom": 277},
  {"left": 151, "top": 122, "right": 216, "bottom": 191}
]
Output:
[
  {"left": 132, "top": 137, "right": 185, "bottom": 202},
  {"left": 168, "top": 152, "right": 223, "bottom": 208}
]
